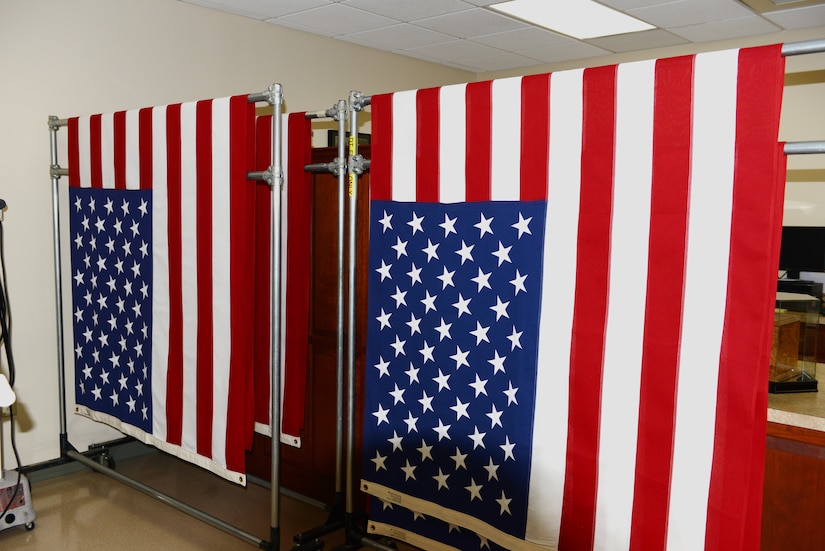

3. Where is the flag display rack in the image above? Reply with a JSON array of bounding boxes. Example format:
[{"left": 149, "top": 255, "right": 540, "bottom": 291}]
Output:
[{"left": 46, "top": 85, "right": 294, "bottom": 550}]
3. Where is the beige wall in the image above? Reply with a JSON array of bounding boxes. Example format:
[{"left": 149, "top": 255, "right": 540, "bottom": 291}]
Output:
[{"left": 0, "top": 0, "right": 823, "bottom": 468}]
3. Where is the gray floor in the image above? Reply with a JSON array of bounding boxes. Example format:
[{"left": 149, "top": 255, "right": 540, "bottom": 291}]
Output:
[{"left": 0, "top": 447, "right": 409, "bottom": 550}]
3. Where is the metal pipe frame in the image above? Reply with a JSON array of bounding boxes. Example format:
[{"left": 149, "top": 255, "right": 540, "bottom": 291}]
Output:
[{"left": 47, "top": 84, "right": 286, "bottom": 551}]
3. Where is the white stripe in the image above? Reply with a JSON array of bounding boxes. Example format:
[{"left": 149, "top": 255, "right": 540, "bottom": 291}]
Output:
[
  {"left": 151, "top": 105, "right": 170, "bottom": 441},
  {"left": 526, "top": 68, "right": 583, "bottom": 547},
  {"left": 392, "top": 90, "right": 417, "bottom": 202},
  {"left": 491, "top": 77, "right": 522, "bottom": 201},
  {"left": 438, "top": 84, "right": 467, "bottom": 204},
  {"left": 667, "top": 48, "right": 739, "bottom": 550},
  {"left": 100, "top": 112, "right": 116, "bottom": 189},
  {"left": 179, "top": 100, "right": 199, "bottom": 453},
  {"left": 594, "top": 59, "right": 655, "bottom": 551},
  {"left": 280, "top": 112, "right": 290, "bottom": 438},
  {"left": 125, "top": 109, "right": 141, "bottom": 190},
  {"left": 211, "top": 97, "right": 231, "bottom": 468},
  {"left": 78, "top": 116, "right": 91, "bottom": 188}
]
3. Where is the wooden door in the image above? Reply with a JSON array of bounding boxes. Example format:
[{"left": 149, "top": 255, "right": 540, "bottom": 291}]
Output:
[{"left": 246, "top": 146, "right": 370, "bottom": 507}]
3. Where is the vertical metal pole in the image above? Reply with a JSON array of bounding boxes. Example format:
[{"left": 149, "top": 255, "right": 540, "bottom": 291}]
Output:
[
  {"left": 48, "top": 116, "right": 69, "bottom": 439},
  {"left": 335, "top": 99, "right": 347, "bottom": 498},
  {"left": 269, "top": 83, "right": 284, "bottom": 548}
]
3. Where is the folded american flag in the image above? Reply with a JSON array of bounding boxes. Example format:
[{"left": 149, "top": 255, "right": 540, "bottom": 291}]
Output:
[{"left": 361, "top": 45, "right": 785, "bottom": 550}]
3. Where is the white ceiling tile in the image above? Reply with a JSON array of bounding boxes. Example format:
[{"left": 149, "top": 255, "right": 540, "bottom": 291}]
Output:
[
  {"left": 670, "top": 15, "right": 781, "bottom": 42},
  {"left": 341, "top": 0, "right": 470, "bottom": 22},
  {"left": 340, "top": 24, "right": 455, "bottom": 51},
  {"left": 470, "top": 26, "right": 573, "bottom": 51},
  {"left": 598, "top": 0, "right": 689, "bottom": 10},
  {"left": 587, "top": 28, "right": 689, "bottom": 52},
  {"left": 412, "top": 8, "right": 528, "bottom": 39},
  {"left": 181, "top": 0, "right": 332, "bottom": 19},
  {"left": 518, "top": 41, "right": 612, "bottom": 64},
  {"left": 406, "top": 39, "right": 506, "bottom": 61},
  {"left": 628, "top": 0, "right": 754, "bottom": 28},
  {"left": 763, "top": 4, "right": 825, "bottom": 28},
  {"left": 460, "top": 52, "right": 547, "bottom": 72},
  {"left": 272, "top": 3, "right": 399, "bottom": 36}
]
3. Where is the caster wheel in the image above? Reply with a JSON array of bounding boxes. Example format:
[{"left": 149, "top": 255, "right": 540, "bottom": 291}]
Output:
[
  {"left": 97, "top": 453, "right": 115, "bottom": 470},
  {"left": 25, "top": 522, "right": 35, "bottom": 531}
]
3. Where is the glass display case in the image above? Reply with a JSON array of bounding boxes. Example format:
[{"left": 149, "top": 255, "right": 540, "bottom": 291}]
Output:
[{"left": 771, "top": 290, "right": 820, "bottom": 393}]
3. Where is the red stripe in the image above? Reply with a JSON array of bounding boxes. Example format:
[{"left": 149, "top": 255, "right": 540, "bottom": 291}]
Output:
[
  {"left": 165, "top": 103, "right": 184, "bottom": 446},
  {"left": 465, "top": 81, "right": 491, "bottom": 202},
  {"left": 113, "top": 111, "right": 127, "bottom": 189},
  {"left": 416, "top": 88, "right": 440, "bottom": 202},
  {"left": 139, "top": 108, "right": 153, "bottom": 190},
  {"left": 225, "top": 95, "right": 256, "bottom": 470},
  {"left": 89, "top": 114, "right": 103, "bottom": 189},
  {"left": 282, "top": 112, "right": 312, "bottom": 439},
  {"left": 68, "top": 118, "right": 79, "bottom": 188},
  {"left": 195, "top": 99, "right": 214, "bottom": 458},
  {"left": 253, "top": 115, "right": 273, "bottom": 429},
  {"left": 628, "top": 55, "right": 694, "bottom": 551},
  {"left": 370, "top": 94, "right": 393, "bottom": 201},
  {"left": 520, "top": 74, "right": 549, "bottom": 201},
  {"left": 560, "top": 64, "right": 617, "bottom": 551},
  {"left": 705, "top": 44, "right": 785, "bottom": 551}
]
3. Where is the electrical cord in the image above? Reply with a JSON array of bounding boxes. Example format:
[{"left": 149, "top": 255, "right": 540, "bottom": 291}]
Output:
[{"left": 0, "top": 200, "right": 23, "bottom": 523}]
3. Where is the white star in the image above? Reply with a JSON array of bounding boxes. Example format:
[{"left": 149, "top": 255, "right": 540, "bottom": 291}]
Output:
[
  {"left": 406, "top": 312, "right": 421, "bottom": 335},
  {"left": 122, "top": 239, "right": 132, "bottom": 257},
  {"left": 74, "top": 196, "right": 82, "bottom": 211},
  {"left": 407, "top": 212, "right": 424, "bottom": 235},
  {"left": 130, "top": 219, "right": 140, "bottom": 237},
  {"left": 74, "top": 234, "right": 84, "bottom": 250},
  {"left": 135, "top": 381, "right": 144, "bottom": 396},
  {"left": 74, "top": 307, "right": 84, "bottom": 323},
  {"left": 469, "top": 321, "right": 490, "bottom": 345},
  {"left": 490, "top": 296, "right": 510, "bottom": 321},
  {"left": 372, "top": 404, "right": 390, "bottom": 425},
  {"left": 389, "top": 383, "right": 406, "bottom": 405},
  {"left": 105, "top": 237, "right": 115, "bottom": 254},
  {"left": 433, "top": 468, "right": 450, "bottom": 490},
  {"left": 403, "top": 411, "right": 419, "bottom": 433},
  {"left": 510, "top": 269, "right": 527, "bottom": 295},
  {"left": 390, "top": 335, "right": 406, "bottom": 357},
  {"left": 433, "top": 369, "right": 451, "bottom": 392},
  {"left": 82, "top": 364, "right": 93, "bottom": 379},
  {"left": 405, "top": 363, "right": 420, "bottom": 384},
  {"left": 504, "top": 381, "right": 519, "bottom": 406},
  {"left": 92, "top": 384, "right": 102, "bottom": 401},
  {"left": 465, "top": 478, "right": 483, "bottom": 502},
  {"left": 407, "top": 263, "right": 422, "bottom": 286},
  {"left": 391, "top": 236, "right": 408, "bottom": 259},
  {"left": 139, "top": 241, "right": 149, "bottom": 258},
  {"left": 474, "top": 213, "right": 494, "bottom": 238},
  {"left": 419, "top": 390, "right": 434, "bottom": 413},
  {"left": 450, "top": 346, "right": 470, "bottom": 370},
  {"left": 130, "top": 260, "right": 141, "bottom": 278},
  {"left": 451, "top": 447, "right": 468, "bottom": 470},
  {"left": 436, "top": 266, "right": 455, "bottom": 289},
  {"left": 512, "top": 213, "right": 533, "bottom": 238},
  {"left": 118, "top": 374, "right": 129, "bottom": 390},
  {"left": 131, "top": 300, "right": 142, "bottom": 318},
  {"left": 420, "top": 290, "right": 437, "bottom": 313},
  {"left": 432, "top": 418, "right": 451, "bottom": 441},
  {"left": 379, "top": 210, "right": 393, "bottom": 233},
  {"left": 471, "top": 268, "right": 492, "bottom": 292},
  {"left": 375, "top": 259, "right": 392, "bottom": 281},
  {"left": 96, "top": 293, "right": 108, "bottom": 310},
  {"left": 73, "top": 270, "right": 85, "bottom": 286},
  {"left": 452, "top": 293, "right": 471, "bottom": 317},
  {"left": 113, "top": 219, "right": 123, "bottom": 235},
  {"left": 371, "top": 451, "right": 387, "bottom": 471},
  {"left": 422, "top": 239, "right": 440, "bottom": 262},
  {"left": 401, "top": 459, "right": 417, "bottom": 481},
  {"left": 434, "top": 317, "right": 452, "bottom": 341},
  {"left": 419, "top": 340, "right": 435, "bottom": 364},
  {"left": 388, "top": 430, "right": 403, "bottom": 451},
  {"left": 138, "top": 199, "right": 148, "bottom": 217},
  {"left": 108, "top": 351, "right": 121, "bottom": 368},
  {"left": 83, "top": 326, "right": 94, "bottom": 342},
  {"left": 106, "top": 276, "right": 117, "bottom": 293},
  {"left": 450, "top": 397, "right": 470, "bottom": 420},
  {"left": 507, "top": 326, "right": 523, "bottom": 351},
  {"left": 121, "top": 198, "right": 130, "bottom": 217},
  {"left": 141, "top": 404, "right": 148, "bottom": 420},
  {"left": 468, "top": 426, "right": 487, "bottom": 449},
  {"left": 109, "top": 389, "right": 119, "bottom": 406},
  {"left": 488, "top": 350, "right": 507, "bottom": 374},
  {"left": 376, "top": 308, "right": 392, "bottom": 330},
  {"left": 417, "top": 439, "right": 433, "bottom": 462},
  {"left": 487, "top": 404, "right": 503, "bottom": 428},
  {"left": 439, "top": 214, "right": 457, "bottom": 237},
  {"left": 455, "top": 240, "right": 474, "bottom": 265},
  {"left": 95, "top": 216, "right": 106, "bottom": 233},
  {"left": 88, "top": 197, "right": 96, "bottom": 212},
  {"left": 391, "top": 286, "right": 407, "bottom": 308},
  {"left": 96, "top": 255, "right": 107, "bottom": 272},
  {"left": 75, "top": 343, "right": 83, "bottom": 358},
  {"left": 491, "top": 241, "right": 513, "bottom": 266},
  {"left": 484, "top": 457, "right": 500, "bottom": 481},
  {"left": 469, "top": 374, "right": 489, "bottom": 397},
  {"left": 496, "top": 490, "right": 512, "bottom": 516},
  {"left": 500, "top": 436, "right": 516, "bottom": 461}
]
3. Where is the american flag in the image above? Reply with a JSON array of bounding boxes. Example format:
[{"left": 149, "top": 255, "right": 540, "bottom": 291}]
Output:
[
  {"left": 361, "top": 45, "right": 786, "bottom": 551},
  {"left": 68, "top": 95, "right": 257, "bottom": 484}
]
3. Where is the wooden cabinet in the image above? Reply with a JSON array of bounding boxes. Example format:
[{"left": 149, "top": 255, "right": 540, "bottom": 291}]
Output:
[
  {"left": 762, "top": 421, "right": 825, "bottom": 550},
  {"left": 246, "top": 146, "right": 371, "bottom": 507}
]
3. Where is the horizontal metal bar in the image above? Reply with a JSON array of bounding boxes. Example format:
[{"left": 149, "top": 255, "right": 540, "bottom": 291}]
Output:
[
  {"left": 247, "top": 91, "right": 271, "bottom": 104},
  {"left": 305, "top": 162, "right": 338, "bottom": 174},
  {"left": 785, "top": 141, "right": 825, "bottom": 155},
  {"left": 782, "top": 38, "right": 825, "bottom": 57},
  {"left": 305, "top": 109, "right": 335, "bottom": 120},
  {"left": 65, "top": 450, "right": 267, "bottom": 548},
  {"left": 247, "top": 170, "right": 270, "bottom": 181},
  {"left": 51, "top": 166, "right": 69, "bottom": 177},
  {"left": 49, "top": 117, "right": 69, "bottom": 128}
]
